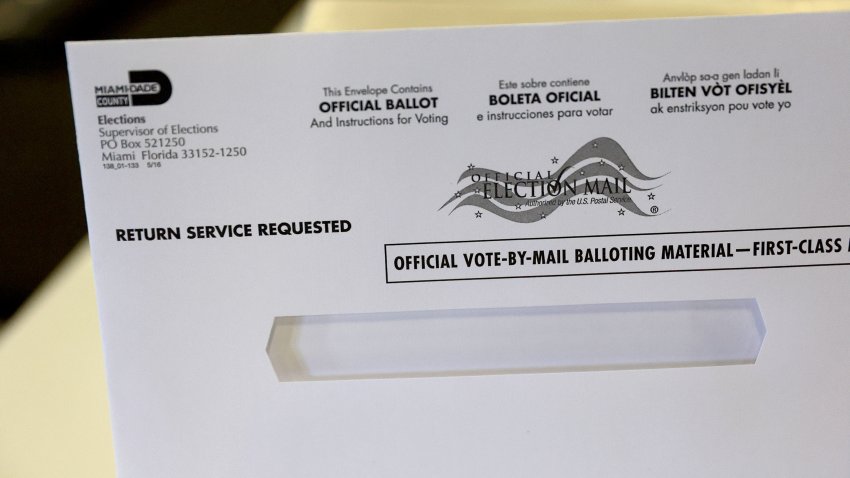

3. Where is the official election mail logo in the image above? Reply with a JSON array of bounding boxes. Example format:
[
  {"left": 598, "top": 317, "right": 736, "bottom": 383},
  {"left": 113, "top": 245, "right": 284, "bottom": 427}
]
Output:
[
  {"left": 95, "top": 70, "right": 172, "bottom": 107},
  {"left": 441, "top": 137, "right": 666, "bottom": 223}
]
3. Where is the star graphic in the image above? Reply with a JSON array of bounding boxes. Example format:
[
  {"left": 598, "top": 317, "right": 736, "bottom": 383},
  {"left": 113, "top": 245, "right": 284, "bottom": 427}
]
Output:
[
  {"left": 540, "top": 212, "right": 547, "bottom": 219},
  {"left": 618, "top": 208, "right": 625, "bottom": 216},
  {"left": 648, "top": 193, "right": 655, "bottom": 200},
  {"left": 475, "top": 210, "right": 483, "bottom": 218},
  {"left": 599, "top": 159, "right": 605, "bottom": 166},
  {"left": 467, "top": 163, "right": 475, "bottom": 170},
  {"left": 474, "top": 188, "right": 481, "bottom": 194},
  {"left": 580, "top": 170, "right": 585, "bottom": 176},
  {"left": 515, "top": 204, "right": 522, "bottom": 210},
  {"left": 618, "top": 164, "right": 625, "bottom": 171},
  {"left": 454, "top": 191, "right": 462, "bottom": 198},
  {"left": 592, "top": 142, "right": 598, "bottom": 148},
  {"left": 551, "top": 156, "right": 559, "bottom": 164}
]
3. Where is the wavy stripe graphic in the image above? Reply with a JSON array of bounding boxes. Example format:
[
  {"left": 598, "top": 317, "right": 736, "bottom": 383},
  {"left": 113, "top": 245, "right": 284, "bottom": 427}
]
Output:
[{"left": 442, "top": 137, "right": 666, "bottom": 222}]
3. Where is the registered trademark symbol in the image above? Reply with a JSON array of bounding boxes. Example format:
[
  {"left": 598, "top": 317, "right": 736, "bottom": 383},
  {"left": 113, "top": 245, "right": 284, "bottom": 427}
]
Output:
[{"left": 650, "top": 205, "right": 659, "bottom": 214}]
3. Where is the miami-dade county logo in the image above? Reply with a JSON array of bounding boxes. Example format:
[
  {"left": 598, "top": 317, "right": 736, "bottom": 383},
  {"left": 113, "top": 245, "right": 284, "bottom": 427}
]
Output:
[
  {"left": 441, "top": 137, "right": 666, "bottom": 222},
  {"left": 95, "top": 70, "right": 172, "bottom": 107}
]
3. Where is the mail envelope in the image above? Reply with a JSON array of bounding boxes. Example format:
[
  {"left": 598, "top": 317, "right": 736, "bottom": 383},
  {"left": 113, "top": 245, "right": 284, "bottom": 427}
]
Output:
[{"left": 67, "top": 12, "right": 850, "bottom": 477}]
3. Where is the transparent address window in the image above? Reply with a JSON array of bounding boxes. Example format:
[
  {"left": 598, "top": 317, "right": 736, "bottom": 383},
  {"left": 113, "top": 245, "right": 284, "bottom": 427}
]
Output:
[{"left": 267, "top": 299, "right": 765, "bottom": 381}]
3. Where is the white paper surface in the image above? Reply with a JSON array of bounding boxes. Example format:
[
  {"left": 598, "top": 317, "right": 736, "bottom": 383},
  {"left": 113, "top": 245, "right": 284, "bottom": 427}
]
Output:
[{"left": 67, "top": 12, "right": 850, "bottom": 477}]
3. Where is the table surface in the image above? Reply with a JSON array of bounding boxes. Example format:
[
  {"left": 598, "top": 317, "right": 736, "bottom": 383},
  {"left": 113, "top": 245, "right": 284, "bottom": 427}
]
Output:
[{"left": 3, "top": 1, "right": 848, "bottom": 476}]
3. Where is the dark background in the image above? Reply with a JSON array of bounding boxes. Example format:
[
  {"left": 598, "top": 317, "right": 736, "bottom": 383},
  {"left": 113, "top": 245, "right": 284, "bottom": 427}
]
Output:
[{"left": 0, "top": 0, "right": 297, "bottom": 325}]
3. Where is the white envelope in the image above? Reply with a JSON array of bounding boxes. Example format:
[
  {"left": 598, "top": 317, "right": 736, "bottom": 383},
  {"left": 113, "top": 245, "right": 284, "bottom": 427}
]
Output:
[{"left": 67, "top": 12, "right": 850, "bottom": 477}]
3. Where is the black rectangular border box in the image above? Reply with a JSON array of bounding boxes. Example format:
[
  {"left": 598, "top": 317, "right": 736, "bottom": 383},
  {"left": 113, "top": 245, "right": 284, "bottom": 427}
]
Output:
[{"left": 384, "top": 224, "right": 850, "bottom": 284}]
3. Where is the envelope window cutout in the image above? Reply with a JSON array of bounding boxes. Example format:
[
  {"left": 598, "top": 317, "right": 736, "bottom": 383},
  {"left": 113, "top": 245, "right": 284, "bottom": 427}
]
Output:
[{"left": 267, "top": 298, "right": 765, "bottom": 381}]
